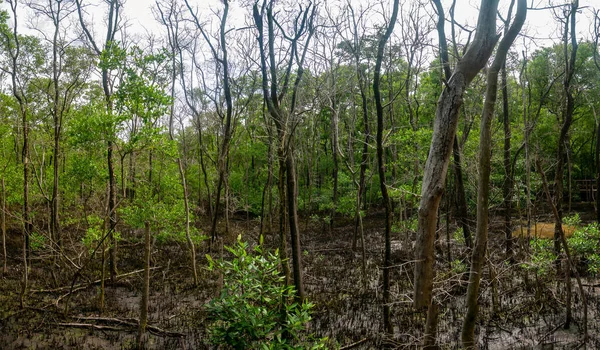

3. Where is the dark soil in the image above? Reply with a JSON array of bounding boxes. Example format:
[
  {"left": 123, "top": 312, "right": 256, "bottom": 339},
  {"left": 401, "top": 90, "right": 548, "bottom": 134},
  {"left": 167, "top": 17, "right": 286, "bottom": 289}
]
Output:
[{"left": 1, "top": 211, "right": 599, "bottom": 349}]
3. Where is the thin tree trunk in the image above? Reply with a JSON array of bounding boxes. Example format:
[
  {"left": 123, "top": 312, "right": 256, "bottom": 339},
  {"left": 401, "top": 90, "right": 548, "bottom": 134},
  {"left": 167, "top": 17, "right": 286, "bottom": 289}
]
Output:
[
  {"left": 462, "top": 2, "right": 526, "bottom": 347},
  {"left": 501, "top": 63, "right": 513, "bottom": 259},
  {"left": 373, "top": 0, "right": 399, "bottom": 334},
  {"left": 537, "top": 160, "right": 587, "bottom": 344},
  {"left": 452, "top": 139, "right": 471, "bottom": 247},
  {"left": 286, "top": 152, "right": 304, "bottom": 301},
  {"left": 137, "top": 221, "right": 150, "bottom": 349},
  {"left": 2, "top": 178, "right": 6, "bottom": 274}
]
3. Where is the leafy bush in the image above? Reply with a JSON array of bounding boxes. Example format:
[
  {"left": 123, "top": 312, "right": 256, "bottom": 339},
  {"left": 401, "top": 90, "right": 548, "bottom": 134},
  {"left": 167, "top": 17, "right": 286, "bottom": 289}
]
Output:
[
  {"left": 568, "top": 223, "right": 600, "bottom": 276},
  {"left": 522, "top": 238, "right": 557, "bottom": 276},
  {"left": 562, "top": 213, "right": 581, "bottom": 226},
  {"left": 205, "top": 237, "right": 327, "bottom": 349}
]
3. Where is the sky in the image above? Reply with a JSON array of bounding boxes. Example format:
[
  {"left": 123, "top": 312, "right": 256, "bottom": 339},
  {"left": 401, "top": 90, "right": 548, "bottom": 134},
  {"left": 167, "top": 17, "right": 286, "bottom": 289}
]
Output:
[
  {"left": 1, "top": 0, "right": 598, "bottom": 61},
  {"left": 121, "top": 0, "right": 599, "bottom": 53}
]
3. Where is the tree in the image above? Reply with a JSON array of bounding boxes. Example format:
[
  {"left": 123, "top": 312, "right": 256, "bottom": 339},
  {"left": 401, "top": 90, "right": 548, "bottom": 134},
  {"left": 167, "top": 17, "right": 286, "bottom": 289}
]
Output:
[
  {"left": 75, "top": 0, "right": 122, "bottom": 283},
  {"left": 461, "top": 1, "right": 526, "bottom": 347},
  {"left": 252, "top": 0, "right": 316, "bottom": 301},
  {"left": 373, "top": 0, "right": 399, "bottom": 335},
  {"left": 413, "top": 0, "right": 500, "bottom": 311}
]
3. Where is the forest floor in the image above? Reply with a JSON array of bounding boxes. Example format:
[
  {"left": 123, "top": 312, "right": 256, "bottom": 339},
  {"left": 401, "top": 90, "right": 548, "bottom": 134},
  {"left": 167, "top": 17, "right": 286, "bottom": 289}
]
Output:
[{"left": 1, "top": 208, "right": 600, "bottom": 349}]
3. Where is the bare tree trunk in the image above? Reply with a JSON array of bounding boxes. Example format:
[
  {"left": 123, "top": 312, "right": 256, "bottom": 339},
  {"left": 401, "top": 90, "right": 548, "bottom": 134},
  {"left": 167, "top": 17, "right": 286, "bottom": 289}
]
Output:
[
  {"left": 461, "top": 2, "right": 526, "bottom": 347},
  {"left": 137, "top": 221, "right": 150, "bottom": 349},
  {"left": 501, "top": 63, "right": 514, "bottom": 259},
  {"left": 537, "top": 160, "right": 588, "bottom": 344},
  {"left": 452, "top": 140, "right": 471, "bottom": 247},
  {"left": 259, "top": 125, "right": 274, "bottom": 242},
  {"left": 414, "top": 0, "right": 500, "bottom": 310},
  {"left": 550, "top": 0, "right": 579, "bottom": 329},
  {"left": 5, "top": 0, "right": 31, "bottom": 306},
  {"left": 2, "top": 178, "right": 6, "bottom": 274},
  {"left": 373, "top": 0, "right": 399, "bottom": 334},
  {"left": 286, "top": 152, "right": 304, "bottom": 301},
  {"left": 184, "top": 0, "right": 234, "bottom": 243}
]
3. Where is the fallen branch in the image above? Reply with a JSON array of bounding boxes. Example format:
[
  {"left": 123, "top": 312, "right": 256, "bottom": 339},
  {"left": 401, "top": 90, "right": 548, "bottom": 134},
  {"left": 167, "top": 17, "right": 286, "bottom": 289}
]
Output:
[
  {"left": 31, "top": 267, "right": 160, "bottom": 294},
  {"left": 73, "top": 316, "right": 185, "bottom": 338},
  {"left": 56, "top": 322, "right": 127, "bottom": 332},
  {"left": 340, "top": 338, "right": 368, "bottom": 350}
]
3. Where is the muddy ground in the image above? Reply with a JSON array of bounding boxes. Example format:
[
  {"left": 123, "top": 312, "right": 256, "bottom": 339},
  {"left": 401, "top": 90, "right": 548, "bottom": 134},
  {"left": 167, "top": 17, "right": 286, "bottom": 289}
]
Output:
[{"left": 1, "top": 210, "right": 599, "bottom": 349}]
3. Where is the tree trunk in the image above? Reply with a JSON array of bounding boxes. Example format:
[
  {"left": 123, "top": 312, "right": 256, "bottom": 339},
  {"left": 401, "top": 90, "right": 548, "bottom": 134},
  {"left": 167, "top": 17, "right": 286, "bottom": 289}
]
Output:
[
  {"left": 137, "top": 221, "right": 150, "bottom": 349},
  {"left": 452, "top": 139, "right": 471, "bottom": 247},
  {"left": 461, "top": 2, "right": 526, "bottom": 347},
  {"left": 286, "top": 152, "right": 304, "bottom": 301},
  {"left": 501, "top": 63, "right": 513, "bottom": 259},
  {"left": 414, "top": 0, "right": 500, "bottom": 310},
  {"left": 373, "top": 0, "right": 399, "bottom": 334},
  {"left": 2, "top": 178, "right": 6, "bottom": 274}
]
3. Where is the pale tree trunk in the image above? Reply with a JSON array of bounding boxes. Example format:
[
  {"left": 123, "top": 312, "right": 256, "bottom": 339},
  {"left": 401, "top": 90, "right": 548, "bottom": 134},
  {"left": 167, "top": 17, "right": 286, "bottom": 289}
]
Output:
[
  {"left": 373, "top": 0, "right": 399, "bottom": 334},
  {"left": 414, "top": 0, "right": 501, "bottom": 311},
  {"left": 461, "top": 1, "right": 526, "bottom": 347}
]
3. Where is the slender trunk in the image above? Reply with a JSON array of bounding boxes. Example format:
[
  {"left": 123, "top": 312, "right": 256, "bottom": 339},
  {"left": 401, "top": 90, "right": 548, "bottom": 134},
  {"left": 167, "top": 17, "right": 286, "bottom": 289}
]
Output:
[
  {"left": 373, "top": 0, "right": 399, "bottom": 334},
  {"left": 596, "top": 118, "right": 600, "bottom": 224},
  {"left": 108, "top": 139, "right": 117, "bottom": 282},
  {"left": 259, "top": 129, "right": 274, "bottom": 241},
  {"left": 278, "top": 156, "right": 291, "bottom": 285},
  {"left": 286, "top": 152, "right": 304, "bottom": 301},
  {"left": 2, "top": 178, "right": 6, "bottom": 274},
  {"left": 330, "top": 107, "right": 339, "bottom": 233},
  {"left": 537, "top": 160, "right": 588, "bottom": 344},
  {"left": 462, "top": 2, "right": 526, "bottom": 347},
  {"left": 501, "top": 63, "right": 513, "bottom": 259},
  {"left": 452, "top": 139, "right": 471, "bottom": 247},
  {"left": 137, "top": 221, "right": 150, "bottom": 349}
]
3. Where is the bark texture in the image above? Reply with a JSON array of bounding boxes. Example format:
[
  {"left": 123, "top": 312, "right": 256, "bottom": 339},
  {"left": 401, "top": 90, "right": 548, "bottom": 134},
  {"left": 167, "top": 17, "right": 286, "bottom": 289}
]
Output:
[{"left": 414, "top": 0, "right": 500, "bottom": 310}]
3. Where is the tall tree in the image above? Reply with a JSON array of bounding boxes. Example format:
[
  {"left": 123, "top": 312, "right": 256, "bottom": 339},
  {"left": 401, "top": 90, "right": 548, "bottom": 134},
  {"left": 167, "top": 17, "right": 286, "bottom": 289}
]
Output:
[
  {"left": 1, "top": 0, "right": 33, "bottom": 306},
  {"left": 461, "top": 1, "right": 526, "bottom": 347},
  {"left": 413, "top": 0, "right": 500, "bottom": 311},
  {"left": 252, "top": 0, "right": 316, "bottom": 301},
  {"left": 184, "top": 0, "right": 235, "bottom": 243},
  {"left": 373, "top": 0, "right": 399, "bottom": 335},
  {"left": 75, "top": 0, "right": 121, "bottom": 282}
]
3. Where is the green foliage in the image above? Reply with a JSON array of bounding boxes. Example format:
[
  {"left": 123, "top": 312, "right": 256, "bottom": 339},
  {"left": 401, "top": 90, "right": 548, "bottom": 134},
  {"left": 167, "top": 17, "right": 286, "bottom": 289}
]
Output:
[
  {"left": 82, "top": 215, "right": 120, "bottom": 253},
  {"left": 562, "top": 213, "right": 581, "bottom": 227},
  {"left": 30, "top": 232, "right": 46, "bottom": 251},
  {"left": 450, "top": 259, "right": 468, "bottom": 276},
  {"left": 522, "top": 238, "right": 557, "bottom": 276},
  {"left": 206, "top": 237, "right": 327, "bottom": 350},
  {"left": 453, "top": 227, "right": 465, "bottom": 244},
  {"left": 568, "top": 223, "right": 600, "bottom": 276}
]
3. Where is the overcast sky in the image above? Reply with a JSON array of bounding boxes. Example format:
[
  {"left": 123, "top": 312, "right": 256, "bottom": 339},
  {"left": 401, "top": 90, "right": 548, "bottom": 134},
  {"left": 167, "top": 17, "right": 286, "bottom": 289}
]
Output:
[{"left": 2, "top": 0, "right": 598, "bottom": 58}]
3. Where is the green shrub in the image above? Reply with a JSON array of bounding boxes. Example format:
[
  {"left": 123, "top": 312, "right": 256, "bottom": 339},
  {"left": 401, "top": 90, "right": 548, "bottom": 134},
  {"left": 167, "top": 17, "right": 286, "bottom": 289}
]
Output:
[
  {"left": 205, "top": 237, "right": 327, "bottom": 349},
  {"left": 568, "top": 223, "right": 600, "bottom": 276},
  {"left": 521, "top": 238, "right": 557, "bottom": 276}
]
